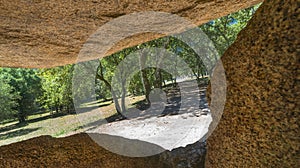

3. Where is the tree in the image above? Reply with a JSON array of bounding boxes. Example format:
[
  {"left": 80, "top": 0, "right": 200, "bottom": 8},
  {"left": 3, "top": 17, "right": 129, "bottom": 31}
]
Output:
[
  {"left": 39, "top": 65, "right": 74, "bottom": 114},
  {"left": 96, "top": 51, "right": 129, "bottom": 118},
  {"left": 138, "top": 48, "right": 152, "bottom": 104},
  {"left": 201, "top": 5, "right": 260, "bottom": 55},
  {"left": 0, "top": 69, "right": 19, "bottom": 121},
  {"left": 0, "top": 68, "right": 42, "bottom": 123}
]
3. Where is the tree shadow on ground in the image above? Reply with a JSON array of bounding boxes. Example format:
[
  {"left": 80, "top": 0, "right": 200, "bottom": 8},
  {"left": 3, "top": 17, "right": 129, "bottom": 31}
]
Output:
[
  {"left": 0, "top": 112, "right": 73, "bottom": 134},
  {"left": 0, "top": 127, "right": 41, "bottom": 140},
  {"left": 123, "top": 81, "right": 209, "bottom": 121},
  {"left": 88, "top": 133, "right": 166, "bottom": 157},
  {"left": 80, "top": 113, "right": 127, "bottom": 132},
  {"left": 0, "top": 98, "right": 113, "bottom": 134},
  {"left": 0, "top": 122, "right": 28, "bottom": 134},
  {"left": 82, "top": 80, "right": 209, "bottom": 131},
  {"left": 27, "top": 112, "right": 72, "bottom": 124}
]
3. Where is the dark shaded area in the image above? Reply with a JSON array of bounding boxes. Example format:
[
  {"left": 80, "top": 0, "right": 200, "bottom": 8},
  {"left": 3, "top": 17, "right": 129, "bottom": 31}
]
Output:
[
  {"left": 133, "top": 84, "right": 182, "bottom": 116},
  {"left": 82, "top": 100, "right": 112, "bottom": 109},
  {"left": 0, "top": 112, "right": 73, "bottom": 134},
  {"left": 88, "top": 133, "right": 166, "bottom": 157},
  {"left": 27, "top": 112, "right": 72, "bottom": 124},
  {"left": 78, "top": 113, "right": 127, "bottom": 132},
  {"left": 0, "top": 119, "right": 18, "bottom": 125},
  {"left": 127, "top": 79, "right": 209, "bottom": 120},
  {"left": 0, "top": 127, "right": 40, "bottom": 140},
  {"left": 0, "top": 122, "right": 28, "bottom": 134}
]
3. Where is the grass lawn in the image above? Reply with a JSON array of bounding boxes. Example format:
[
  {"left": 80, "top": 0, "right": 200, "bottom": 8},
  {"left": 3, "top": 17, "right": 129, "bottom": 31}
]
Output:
[{"left": 0, "top": 95, "right": 145, "bottom": 146}]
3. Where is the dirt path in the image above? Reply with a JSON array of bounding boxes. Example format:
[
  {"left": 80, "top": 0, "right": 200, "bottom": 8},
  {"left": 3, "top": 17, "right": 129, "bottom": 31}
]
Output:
[{"left": 86, "top": 80, "right": 211, "bottom": 157}]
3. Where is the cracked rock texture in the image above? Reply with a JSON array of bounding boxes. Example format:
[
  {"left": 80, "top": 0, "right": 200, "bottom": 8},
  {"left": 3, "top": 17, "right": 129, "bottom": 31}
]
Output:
[
  {"left": 0, "top": 0, "right": 261, "bottom": 68},
  {"left": 206, "top": 0, "right": 299, "bottom": 167}
]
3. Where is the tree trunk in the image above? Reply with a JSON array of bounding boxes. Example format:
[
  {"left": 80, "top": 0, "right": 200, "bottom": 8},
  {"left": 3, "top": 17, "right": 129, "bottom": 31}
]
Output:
[
  {"left": 17, "top": 109, "right": 26, "bottom": 123},
  {"left": 97, "top": 61, "right": 124, "bottom": 117},
  {"left": 139, "top": 49, "right": 151, "bottom": 104},
  {"left": 154, "top": 68, "right": 163, "bottom": 89},
  {"left": 110, "top": 86, "right": 126, "bottom": 119},
  {"left": 96, "top": 71, "right": 125, "bottom": 118},
  {"left": 120, "top": 80, "right": 127, "bottom": 113},
  {"left": 154, "top": 46, "right": 165, "bottom": 89},
  {"left": 55, "top": 105, "right": 59, "bottom": 113}
]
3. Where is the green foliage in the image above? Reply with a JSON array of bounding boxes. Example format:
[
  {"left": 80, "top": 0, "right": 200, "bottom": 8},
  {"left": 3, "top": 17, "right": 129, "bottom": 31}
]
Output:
[
  {"left": 38, "top": 65, "right": 74, "bottom": 114},
  {"left": 201, "top": 5, "right": 260, "bottom": 55},
  {"left": 0, "top": 69, "right": 19, "bottom": 121},
  {"left": 0, "top": 68, "right": 41, "bottom": 122}
]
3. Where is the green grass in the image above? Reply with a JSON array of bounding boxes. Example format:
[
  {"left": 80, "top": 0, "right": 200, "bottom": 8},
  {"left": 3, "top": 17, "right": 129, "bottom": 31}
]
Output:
[
  {"left": 0, "top": 95, "right": 146, "bottom": 146},
  {"left": 80, "top": 100, "right": 112, "bottom": 108},
  {"left": 54, "top": 129, "right": 66, "bottom": 137},
  {"left": 27, "top": 112, "right": 52, "bottom": 120}
]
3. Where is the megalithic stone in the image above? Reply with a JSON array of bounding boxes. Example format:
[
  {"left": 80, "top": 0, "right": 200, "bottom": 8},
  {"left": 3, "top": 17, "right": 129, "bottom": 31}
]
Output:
[
  {"left": 206, "top": 0, "right": 299, "bottom": 167},
  {"left": 0, "top": 0, "right": 262, "bottom": 68}
]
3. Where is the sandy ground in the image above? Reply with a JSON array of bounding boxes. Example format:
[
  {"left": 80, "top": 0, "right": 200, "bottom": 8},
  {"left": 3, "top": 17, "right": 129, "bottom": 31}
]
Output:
[
  {"left": 88, "top": 111, "right": 211, "bottom": 154},
  {"left": 86, "top": 80, "right": 211, "bottom": 156}
]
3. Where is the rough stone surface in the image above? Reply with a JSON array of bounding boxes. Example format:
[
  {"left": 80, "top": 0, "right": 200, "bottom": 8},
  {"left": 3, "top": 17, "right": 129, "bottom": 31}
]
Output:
[
  {"left": 0, "top": 0, "right": 261, "bottom": 68},
  {"left": 206, "top": 0, "right": 299, "bottom": 167},
  {"left": 0, "top": 133, "right": 206, "bottom": 168},
  {"left": 159, "top": 140, "right": 207, "bottom": 168},
  {"left": 1, "top": 0, "right": 298, "bottom": 167}
]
